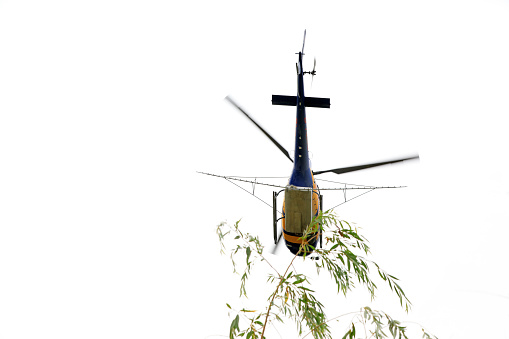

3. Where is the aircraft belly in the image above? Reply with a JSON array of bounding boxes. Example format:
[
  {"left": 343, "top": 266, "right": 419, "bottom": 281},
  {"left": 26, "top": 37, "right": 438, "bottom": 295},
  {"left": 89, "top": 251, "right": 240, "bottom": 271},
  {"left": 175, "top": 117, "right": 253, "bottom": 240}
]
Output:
[{"left": 282, "top": 173, "right": 321, "bottom": 255}]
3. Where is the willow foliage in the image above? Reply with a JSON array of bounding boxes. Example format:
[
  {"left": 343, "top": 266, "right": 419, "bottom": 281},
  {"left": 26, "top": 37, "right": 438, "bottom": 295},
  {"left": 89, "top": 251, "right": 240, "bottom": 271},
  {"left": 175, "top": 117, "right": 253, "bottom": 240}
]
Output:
[{"left": 216, "top": 210, "right": 436, "bottom": 339}]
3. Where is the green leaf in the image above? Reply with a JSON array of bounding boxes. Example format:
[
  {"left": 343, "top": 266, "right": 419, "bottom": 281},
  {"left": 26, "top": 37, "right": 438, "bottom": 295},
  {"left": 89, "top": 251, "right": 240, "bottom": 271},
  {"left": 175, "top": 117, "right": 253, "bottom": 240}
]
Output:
[
  {"left": 338, "top": 254, "right": 345, "bottom": 265},
  {"left": 388, "top": 274, "right": 399, "bottom": 280},
  {"left": 246, "top": 246, "right": 251, "bottom": 265},
  {"left": 293, "top": 278, "right": 306, "bottom": 285},
  {"left": 229, "top": 315, "right": 240, "bottom": 339},
  {"left": 342, "top": 329, "right": 353, "bottom": 339},
  {"left": 298, "top": 286, "right": 315, "bottom": 292}
]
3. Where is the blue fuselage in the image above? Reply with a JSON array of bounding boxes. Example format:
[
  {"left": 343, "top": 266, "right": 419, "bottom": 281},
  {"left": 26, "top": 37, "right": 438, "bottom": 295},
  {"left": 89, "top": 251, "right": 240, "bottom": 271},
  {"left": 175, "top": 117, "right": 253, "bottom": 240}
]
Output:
[{"left": 289, "top": 52, "right": 313, "bottom": 188}]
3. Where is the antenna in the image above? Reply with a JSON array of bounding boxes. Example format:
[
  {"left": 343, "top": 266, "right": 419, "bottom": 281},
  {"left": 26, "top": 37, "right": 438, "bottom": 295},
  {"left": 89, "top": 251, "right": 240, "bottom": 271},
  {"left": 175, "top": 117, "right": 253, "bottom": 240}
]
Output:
[{"left": 301, "top": 29, "right": 306, "bottom": 54}]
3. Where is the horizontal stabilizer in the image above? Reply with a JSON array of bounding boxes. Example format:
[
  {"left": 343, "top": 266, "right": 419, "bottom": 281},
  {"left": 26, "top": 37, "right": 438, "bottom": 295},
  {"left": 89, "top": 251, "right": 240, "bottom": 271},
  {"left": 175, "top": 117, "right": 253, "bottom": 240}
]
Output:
[
  {"left": 305, "top": 96, "right": 330, "bottom": 108},
  {"left": 272, "top": 95, "right": 297, "bottom": 106},
  {"left": 272, "top": 95, "right": 330, "bottom": 108}
]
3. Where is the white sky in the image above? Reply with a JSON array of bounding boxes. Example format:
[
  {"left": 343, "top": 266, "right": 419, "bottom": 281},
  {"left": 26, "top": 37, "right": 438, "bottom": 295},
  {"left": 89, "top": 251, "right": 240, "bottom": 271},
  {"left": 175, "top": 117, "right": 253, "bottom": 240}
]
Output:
[{"left": 1, "top": 0, "right": 509, "bottom": 338}]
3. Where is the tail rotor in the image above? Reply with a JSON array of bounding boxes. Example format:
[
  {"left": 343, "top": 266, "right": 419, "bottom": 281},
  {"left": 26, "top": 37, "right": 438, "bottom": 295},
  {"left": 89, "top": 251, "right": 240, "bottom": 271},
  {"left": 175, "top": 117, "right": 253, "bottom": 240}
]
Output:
[{"left": 311, "top": 57, "right": 316, "bottom": 86}]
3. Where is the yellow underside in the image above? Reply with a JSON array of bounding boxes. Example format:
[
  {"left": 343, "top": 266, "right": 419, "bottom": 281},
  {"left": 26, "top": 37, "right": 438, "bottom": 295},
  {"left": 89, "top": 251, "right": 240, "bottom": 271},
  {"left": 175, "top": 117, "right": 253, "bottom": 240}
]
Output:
[{"left": 282, "top": 173, "right": 320, "bottom": 244}]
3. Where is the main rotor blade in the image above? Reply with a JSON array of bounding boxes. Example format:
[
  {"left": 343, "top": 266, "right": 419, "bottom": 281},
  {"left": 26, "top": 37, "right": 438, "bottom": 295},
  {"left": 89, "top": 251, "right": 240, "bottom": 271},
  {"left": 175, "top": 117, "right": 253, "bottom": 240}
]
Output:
[
  {"left": 225, "top": 96, "right": 293, "bottom": 163},
  {"left": 313, "top": 155, "right": 419, "bottom": 176}
]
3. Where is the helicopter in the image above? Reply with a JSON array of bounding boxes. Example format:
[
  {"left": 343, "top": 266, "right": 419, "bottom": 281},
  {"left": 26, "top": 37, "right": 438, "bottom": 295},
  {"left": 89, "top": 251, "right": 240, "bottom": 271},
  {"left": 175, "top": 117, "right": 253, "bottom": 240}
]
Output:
[{"left": 200, "top": 30, "right": 418, "bottom": 256}]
